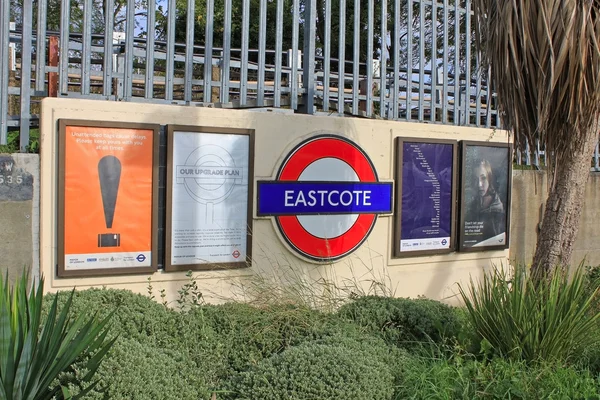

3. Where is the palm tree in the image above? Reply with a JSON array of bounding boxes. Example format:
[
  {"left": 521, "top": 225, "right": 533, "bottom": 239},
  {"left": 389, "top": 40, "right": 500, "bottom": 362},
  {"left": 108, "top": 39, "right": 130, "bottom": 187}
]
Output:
[{"left": 472, "top": 0, "right": 600, "bottom": 277}]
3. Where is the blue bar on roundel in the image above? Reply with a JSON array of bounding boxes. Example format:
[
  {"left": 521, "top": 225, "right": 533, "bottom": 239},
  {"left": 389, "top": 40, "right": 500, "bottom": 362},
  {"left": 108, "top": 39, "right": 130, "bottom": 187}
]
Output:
[{"left": 257, "top": 181, "right": 393, "bottom": 216}]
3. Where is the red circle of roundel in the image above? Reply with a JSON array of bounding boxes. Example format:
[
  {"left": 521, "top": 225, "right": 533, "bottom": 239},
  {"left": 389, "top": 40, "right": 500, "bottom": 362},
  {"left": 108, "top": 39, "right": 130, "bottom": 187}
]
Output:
[{"left": 275, "top": 135, "right": 379, "bottom": 261}]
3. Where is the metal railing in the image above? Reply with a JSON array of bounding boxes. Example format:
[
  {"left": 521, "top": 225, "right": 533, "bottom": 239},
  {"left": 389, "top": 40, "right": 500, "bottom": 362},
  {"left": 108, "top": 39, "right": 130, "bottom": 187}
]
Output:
[
  {"left": 5, "top": 0, "right": 600, "bottom": 170},
  {"left": 1, "top": 0, "right": 504, "bottom": 152}
]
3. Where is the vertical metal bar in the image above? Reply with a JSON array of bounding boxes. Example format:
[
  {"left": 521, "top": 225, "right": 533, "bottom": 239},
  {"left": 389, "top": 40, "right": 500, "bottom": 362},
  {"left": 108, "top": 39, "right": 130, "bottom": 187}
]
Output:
[
  {"left": 475, "top": 52, "right": 482, "bottom": 127},
  {"left": 145, "top": 0, "right": 156, "bottom": 99},
  {"left": 221, "top": 0, "right": 232, "bottom": 103},
  {"left": 453, "top": 0, "right": 460, "bottom": 124},
  {"left": 59, "top": 0, "right": 71, "bottom": 94},
  {"left": 380, "top": 0, "right": 387, "bottom": 118},
  {"left": 430, "top": 0, "right": 437, "bottom": 122},
  {"left": 240, "top": 0, "right": 250, "bottom": 105},
  {"left": 366, "top": 0, "right": 373, "bottom": 117},
  {"left": 35, "top": 0, "right": 47, "bottom": 92},
  {"left": 302, "top": 0, "right": 316, "bottom": 113},
  {"left": 274, "top": 0, "right": 284, "bottom": 107},
  {"left": 392, "top": 0, "right": 400, "bottom": 119},
  {"left": 203, "top": 0, "right": 214, "bottom": 103},
  {"left": 81, "top": 0, "right": 92, "bottom": 94},
  {"left": 273, "top": 0, "right": 283, "bottom": 107},
  {"left": 418, "top": 0, "right": 424, "bottom": 121},
  {"left": 291, "top": 0, "right": 300, "bottom": 110},
  {"left": 20, "top": 0, "right": 33, "bottom": 151},
  {"left": 103, "top": 0, "right": 114, "bottom": 97},
  {"left": 442, "top": 0, "right": 448, "bottom": 123},
  {"left": 257, "top": 0, "right": 267, "bottom": 105},
  {"left": 595, "top": 142, "right": 599, "bottom": 171},
  {"left": 495, "top": 92, "right": 501, "bottom": 128},
  {"left": 406, "top": 0, "right": 413, "bottom": 120},
  {"left": 123, "top": 0, "right": 135, "bottom": 100},
  {"left": 184, "top": 0, "right": 195, "bottom": 103},
  {"left": 338, "top": 0, "right": 346, "bottom": 114},
  {"left": 486, "top": 65, "right": 492, "bottom": 127},
  {"left": 352, "top": 0, "right": 360, "bottom": 115},
  {"left": 464, "top": 0, "right": 471, "bottom": 125},
  {"left": 0, "top": 0, "right": 9, "bottom": 144},
  {"left": 322, "top": 0, "right": 331, "bottom": 111},
  {"left": 165, "top": 0, "right": 176, "bottom": 100}
]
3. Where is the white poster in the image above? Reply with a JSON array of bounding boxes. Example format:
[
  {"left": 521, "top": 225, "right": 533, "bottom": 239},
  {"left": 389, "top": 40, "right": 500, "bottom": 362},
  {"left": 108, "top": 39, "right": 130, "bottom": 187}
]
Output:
[{"left": 170, "top": 131, "right": 249, "bottom": 265}]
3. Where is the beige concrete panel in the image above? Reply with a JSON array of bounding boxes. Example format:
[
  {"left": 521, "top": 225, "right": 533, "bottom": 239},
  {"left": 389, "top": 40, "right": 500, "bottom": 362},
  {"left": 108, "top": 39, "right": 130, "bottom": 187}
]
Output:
[
  {"left": 509, "top": 170, "right": 546, "bottom": 265},
  {"left": 0, "top": 201, "right": 33, "bottom": 282},
  {"left": 509, "top": 170, "right": 600, "bottom": 267},
  {"left": 572, "top": 173, "right": 600, "bottom": 266},
  {"left": 40, "top": 97, "right": 510, "bottom": 305},
  {"left": 0, "top": 153, "right": 40, "bottom": 285}
]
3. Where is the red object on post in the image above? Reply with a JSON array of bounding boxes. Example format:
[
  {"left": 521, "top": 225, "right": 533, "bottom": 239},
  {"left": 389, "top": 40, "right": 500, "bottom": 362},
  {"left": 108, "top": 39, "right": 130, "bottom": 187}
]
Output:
[{"left": 48, "top": 36, "right": 58, "bottom": 97}]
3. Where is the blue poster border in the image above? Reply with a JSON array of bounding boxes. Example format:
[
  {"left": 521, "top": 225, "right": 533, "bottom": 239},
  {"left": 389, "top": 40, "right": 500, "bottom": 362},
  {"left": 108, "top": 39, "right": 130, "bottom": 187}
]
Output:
[{"left": 393, "top": 137, "right": 459, "bottom": 258}]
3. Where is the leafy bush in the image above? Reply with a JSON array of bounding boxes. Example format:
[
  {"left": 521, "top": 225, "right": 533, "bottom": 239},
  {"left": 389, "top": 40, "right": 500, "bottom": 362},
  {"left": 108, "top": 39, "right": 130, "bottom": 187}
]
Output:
[
  {"left": 58, "top": 337, "right": 210, "bottom": 400},
  {"left": 395, "top": 354, "right": 600, "bottom": 399},
  {"left": 226, "top": 336, "right": 401, "bottom": 400},
  {"left": 336, "top": 296, "right": 462, "bottom": 347},
  {"left": 43, "top": 288, "right": 190, "bottom": 349},
  {"left": 458, "top": 265, "right": 600, "bottom": 362},
  {"left": 44, "top": 288, "right": 223, "bottom": 399},
  {"left": 195, "top": 302, "right": 365, "bottom": 375},
  {"left": 1, "top": 274, "right": 115, "bottom": 399}
]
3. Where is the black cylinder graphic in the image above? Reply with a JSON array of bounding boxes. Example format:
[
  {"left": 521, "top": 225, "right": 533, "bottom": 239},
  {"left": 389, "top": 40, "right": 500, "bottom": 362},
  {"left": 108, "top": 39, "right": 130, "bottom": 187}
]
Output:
[{"left": 98, "top": 155, "right": 121, "bottom": 229}]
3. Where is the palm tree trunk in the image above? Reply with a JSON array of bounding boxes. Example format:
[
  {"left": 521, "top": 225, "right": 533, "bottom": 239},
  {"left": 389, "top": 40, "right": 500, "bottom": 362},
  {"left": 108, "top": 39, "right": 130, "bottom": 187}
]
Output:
[{"left": 531, "top": 129, "right": 598, "bottom": 277}]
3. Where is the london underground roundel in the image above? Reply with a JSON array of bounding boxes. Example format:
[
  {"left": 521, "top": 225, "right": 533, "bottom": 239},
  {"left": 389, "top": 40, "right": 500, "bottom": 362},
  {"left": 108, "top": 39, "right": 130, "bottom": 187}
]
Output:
[{"left": 257, "top": 135, "right": 393, "bottom": 261}]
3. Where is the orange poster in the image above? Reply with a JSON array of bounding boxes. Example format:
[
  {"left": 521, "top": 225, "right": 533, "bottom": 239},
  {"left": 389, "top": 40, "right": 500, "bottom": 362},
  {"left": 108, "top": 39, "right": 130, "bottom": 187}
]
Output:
[{"left": 58, "top": 121, "right": 158, "bottom": 276}]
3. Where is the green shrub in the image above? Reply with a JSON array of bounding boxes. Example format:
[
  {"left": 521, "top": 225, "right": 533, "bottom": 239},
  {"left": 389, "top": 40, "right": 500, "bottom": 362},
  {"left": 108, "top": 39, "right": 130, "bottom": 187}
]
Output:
[
  {"left": 395, "top": 354, "right": 600, "bottom": 399},
  {"left": 226, "top": 336, "right": 401, "bottom": 400},
  {"left": 195, "top": 302, "right": 365, "bottom": 375},
  {"left": 458, "top": 264, "right": 600, "bottom": 363},
  {"left": 336, "top": 296, "right": 462, "bottom": 347},
  {"left": 45, "top": 288, "right": 224, "bottom": 398},
  {"left": 59, "top": 337, "right": 210, "bottom": 400},
  {"left": 43, "top": 288, "right": 182, "bottom": 347}
]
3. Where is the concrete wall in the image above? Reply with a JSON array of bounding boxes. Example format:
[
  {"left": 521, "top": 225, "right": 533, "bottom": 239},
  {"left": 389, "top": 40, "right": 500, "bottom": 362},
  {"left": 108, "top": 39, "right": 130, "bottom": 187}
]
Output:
[
  {"left": 510, "top": 170, "right": 600, "bottom": 266},
  {"left": 0, "top": 154, "right": 40, "bottom": 284},
  {"left": 39, "top": 97, "right": 511, "bottom": 305}
]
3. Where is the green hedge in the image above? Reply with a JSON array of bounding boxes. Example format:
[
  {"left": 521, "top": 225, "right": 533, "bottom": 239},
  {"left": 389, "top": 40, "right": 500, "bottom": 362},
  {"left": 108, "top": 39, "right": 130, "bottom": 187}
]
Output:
[
  {"left": 226, "top": 336, "right": 404, "bottom": 400},
  {"left": 44, "top": 289, "right": 222, "bottom": 399},
  {"left": 337, "top": 296, "right": 462, "bottom": 347},
  {"left": 59, "top": 338, "right": 210, "bottom": 400},
  {"left": 396, "top": 355, "right": 600, "bottom": 399},
  {"left": 195, "top": 302, "right": 365, "bottom": 375}
]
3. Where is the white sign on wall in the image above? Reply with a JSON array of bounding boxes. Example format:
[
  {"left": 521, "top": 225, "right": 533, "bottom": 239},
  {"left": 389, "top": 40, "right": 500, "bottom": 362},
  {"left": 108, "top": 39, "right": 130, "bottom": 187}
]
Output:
[{"left": 165, "top": 126, "right": 254, "bottom": 271}]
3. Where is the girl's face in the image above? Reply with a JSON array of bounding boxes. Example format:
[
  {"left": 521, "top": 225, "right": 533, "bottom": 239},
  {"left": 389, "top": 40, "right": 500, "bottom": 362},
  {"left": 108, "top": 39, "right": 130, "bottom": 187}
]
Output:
[{"left": 475, "top": 164, "right": 489, "bottom": 197}]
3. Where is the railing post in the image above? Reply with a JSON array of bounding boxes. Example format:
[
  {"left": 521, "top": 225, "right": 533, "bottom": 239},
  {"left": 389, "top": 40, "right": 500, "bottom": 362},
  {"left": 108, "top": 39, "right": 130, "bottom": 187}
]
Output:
[
  {"left": 20, "top": 0, "right": 33, "bottom": 152},
  {"left": 0, "top": 0, "right": 10, "bottom": 145},
  {"left": 300, "top": 0, "right": 316, "bottom": 114},
  {"left": 48, "top": 36, "right": 59, "bottom": 97}
]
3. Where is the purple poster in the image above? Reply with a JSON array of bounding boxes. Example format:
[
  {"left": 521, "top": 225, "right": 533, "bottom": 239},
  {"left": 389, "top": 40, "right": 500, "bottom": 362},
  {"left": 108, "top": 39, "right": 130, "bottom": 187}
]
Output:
[{"left": 399, "top": 141, "right": 454, "bottom": 253}]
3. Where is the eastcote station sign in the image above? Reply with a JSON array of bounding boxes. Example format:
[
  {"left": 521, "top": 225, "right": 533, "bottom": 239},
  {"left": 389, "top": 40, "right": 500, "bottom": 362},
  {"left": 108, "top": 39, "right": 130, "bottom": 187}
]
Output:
[{"left": 257, "top": 135, "right": 393, "bottom": 261}]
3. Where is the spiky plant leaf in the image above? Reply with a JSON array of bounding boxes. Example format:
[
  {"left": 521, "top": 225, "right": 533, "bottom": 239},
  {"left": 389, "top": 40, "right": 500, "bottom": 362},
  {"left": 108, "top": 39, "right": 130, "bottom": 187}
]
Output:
[{"left": 0, "top": 272, "right": 116, "bottom": 400}]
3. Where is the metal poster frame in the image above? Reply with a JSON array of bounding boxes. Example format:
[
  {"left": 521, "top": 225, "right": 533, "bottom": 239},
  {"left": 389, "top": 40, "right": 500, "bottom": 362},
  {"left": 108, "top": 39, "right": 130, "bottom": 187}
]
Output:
[
  {"left": 165, "top": 125, "right": 255, "bottom": 272},
  {"left": 458, "top": 141, "right": 513, "bottom": 252},
  {"left": 57, "top": 119, "right": 160, "bottom": 277},
  {"left": 393, "top": 137, "right": 458, "bottom": 257}
]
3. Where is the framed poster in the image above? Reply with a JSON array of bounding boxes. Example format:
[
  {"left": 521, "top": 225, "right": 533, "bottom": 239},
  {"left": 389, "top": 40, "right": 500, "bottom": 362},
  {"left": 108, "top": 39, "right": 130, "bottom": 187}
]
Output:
[
  {"left": 393, "top": 137, "right": 458, "bottom": 257},
  {"left": 459, "top": 141, "right": 512, "bottom": 252},
  {"left": 57, "top": 120, "right": 159, "bottom": 277},
  {"left": 165, "top": 125, "right": 254, "bottom": 271}
]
